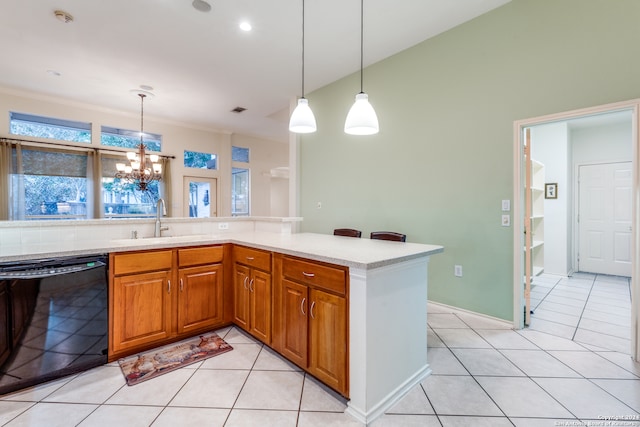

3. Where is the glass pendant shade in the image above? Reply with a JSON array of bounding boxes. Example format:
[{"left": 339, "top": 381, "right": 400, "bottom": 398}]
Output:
[
  {"left": 289, "top": 98, "right": 317, "bottom": 133},
  {"left": 344, "top": 92, "right": 379, "bottom": 135}
]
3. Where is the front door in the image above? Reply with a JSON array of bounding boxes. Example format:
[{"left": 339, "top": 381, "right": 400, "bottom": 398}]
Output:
[
  {"left": 183, "top": 177, "right": 217, "bottom": 218},
  {"left": 578, "top": 162, "right": 632, "bottom": 276}
]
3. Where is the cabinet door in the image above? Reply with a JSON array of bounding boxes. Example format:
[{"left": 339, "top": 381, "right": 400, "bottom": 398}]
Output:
[
  {"left": 309, "top": 289, "right": 347, "bottom": 395},
  {"left": 177, "top": 264, "right": 224, "bottom": 335},
  {"left": 233, "top": 264, "right": 251, "bottom": 330},
  {"left": 112, "top": 270, "right": 172, "bottom": 353},
  {"left": 249, "top": 269, "right": 271, "bottom": 343},
  {"left": 279, "top": 279, "right": 308, "bottom": 368}
]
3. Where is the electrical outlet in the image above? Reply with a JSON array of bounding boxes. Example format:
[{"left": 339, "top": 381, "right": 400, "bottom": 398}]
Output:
[
  {"left": 501, "top": 215, "right": 510, "bottom": 227},
  {"left": 316, "top": 202, "right": 322, "bottom": 209},
  {"left": 454, "top": 265, "right": 463, "bottom": 277},
  {"left": 218, "top": 222, "right": 229, "bottom": 230}
]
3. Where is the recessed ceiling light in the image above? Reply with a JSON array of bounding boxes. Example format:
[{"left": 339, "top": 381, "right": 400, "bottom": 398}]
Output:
[
  {"left": 192, "top": 0, "right": 211, "bottom": 13},
  {"left": 139, "top": 85, "right": 154, "bottom": 92},
  {"left": 239, "top": 21, "right": 252, "bottom": 32}
]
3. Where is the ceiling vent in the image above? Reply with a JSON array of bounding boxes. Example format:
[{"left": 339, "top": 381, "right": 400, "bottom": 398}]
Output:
[
  {"left": 231, "top": 107, "right": 247, "bottom": 113},
  {"left": 54, "top": 10, "right": 74, "bottom": 24}
]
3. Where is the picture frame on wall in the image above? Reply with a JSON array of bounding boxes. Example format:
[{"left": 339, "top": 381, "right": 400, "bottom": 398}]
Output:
[{"left": 545, "top": 183, "right": 557, "bottom": 199}]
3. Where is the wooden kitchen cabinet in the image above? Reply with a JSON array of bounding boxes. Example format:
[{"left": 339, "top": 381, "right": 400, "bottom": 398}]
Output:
[
  {"left": 109, "top": 245, "right": 226, "bottom": 360},
  {"left": 308, "top": 287, "right": 347, "bottom": 393},
  {"left": 279, "top": 278, "right": 308, "bottom": 367},
  {"left": 274, "top": 254, "right": 349, "bottom": 396},
  {"left": 233, "top": 246, "right": 271, "bottom": 343},
  {"left": 110, "top": 250, "right": 173, "bottom": 355},
  {"left": 177, "top": 246, "right": 224, "bottom": 335}
]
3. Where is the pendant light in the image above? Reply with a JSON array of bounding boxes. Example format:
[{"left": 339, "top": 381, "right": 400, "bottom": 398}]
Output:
[
  {"left": 289, "top": 0, "right": 317, "bottom": 133},
  {"left": 344, "top": 0, "right": 379, "bottom": 135},
  {"left": 115, "top": 93, "right": 163, "bottom": 191}
]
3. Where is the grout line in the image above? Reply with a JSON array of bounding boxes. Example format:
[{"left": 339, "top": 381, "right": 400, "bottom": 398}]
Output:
[
  {"left": 571, "top": 275, "right": 595, "bottom": 342},
  {"left": 429, "top": 325, "right": 512, "bottom": 421},
  {"left": 452, "top": 314, "right": 586, "bottom": 422},
  {"left": 529, "top": 274, "right": 562, "bottom": 313},
  {"left": 435, "top": 304, "right": 640, "bottom": 423}
]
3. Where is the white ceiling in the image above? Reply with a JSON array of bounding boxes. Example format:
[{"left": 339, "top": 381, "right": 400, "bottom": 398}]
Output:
[{"left": 0, "top": 0, "right": 510, "bottom": 142}]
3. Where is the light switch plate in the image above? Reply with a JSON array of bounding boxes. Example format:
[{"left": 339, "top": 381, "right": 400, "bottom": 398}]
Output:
[
  {"left": 501, "top": 215, "right": 510, "bottom": 227},
  {"left": 502, "top": 200, "right": 510, "bottom": 211},
  {"left": 454, "top": 265, "right": 463, "bottom": 277}
]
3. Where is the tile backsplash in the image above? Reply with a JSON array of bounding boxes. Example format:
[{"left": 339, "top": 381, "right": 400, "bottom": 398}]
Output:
[{"left": 0, "top": 217, "right": 301, "bottom": 253}]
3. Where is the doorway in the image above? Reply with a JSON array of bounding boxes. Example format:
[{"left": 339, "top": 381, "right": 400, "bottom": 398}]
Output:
[
  {"left": 183, "top": 177, "right": 217, "bottom": 218},
  {"left": 513, "top": 99, "right": 640, "bottom": 361}
]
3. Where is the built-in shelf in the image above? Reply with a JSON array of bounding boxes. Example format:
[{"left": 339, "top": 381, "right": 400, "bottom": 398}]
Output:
[{"left": 529, "top": 159, "right": 545, "bottom": 277}]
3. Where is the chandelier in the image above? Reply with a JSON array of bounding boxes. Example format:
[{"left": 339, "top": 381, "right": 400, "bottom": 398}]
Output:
[{"left": 115, "top": 93, "right": 162, "bottom": 191}]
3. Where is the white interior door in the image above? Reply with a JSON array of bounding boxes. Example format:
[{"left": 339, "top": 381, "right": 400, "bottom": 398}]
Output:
[
  {"left": 578, "top": 162, "right": 632, "bottom": 276},
  {"left": 183, "top": 177, "right": 217, "bottom": 218}
]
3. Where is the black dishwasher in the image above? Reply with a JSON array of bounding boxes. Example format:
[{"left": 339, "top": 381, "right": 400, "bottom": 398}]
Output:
[{"left": 0, "top": 254, "right": 108, "bottom": 395}]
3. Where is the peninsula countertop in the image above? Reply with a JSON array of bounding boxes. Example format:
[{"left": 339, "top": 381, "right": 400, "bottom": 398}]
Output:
[{"left": 0, "top": 231, "right": 443, "bottom": 270}]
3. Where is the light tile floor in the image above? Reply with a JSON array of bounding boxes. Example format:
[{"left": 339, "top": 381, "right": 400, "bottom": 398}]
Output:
[
  {"left": 1, "top": 303, "right": 639, "bottom": 426},
  {"left": 529, "top": 272, "right": 632, "bottom": 353}
]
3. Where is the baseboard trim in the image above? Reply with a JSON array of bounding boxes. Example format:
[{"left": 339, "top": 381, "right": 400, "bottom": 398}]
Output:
[
  {"left": 427, "top": 300, "right": 513, "bottom": 329},
  {"left": 345, "top": 364, "right": 432, "bottom": 425}
]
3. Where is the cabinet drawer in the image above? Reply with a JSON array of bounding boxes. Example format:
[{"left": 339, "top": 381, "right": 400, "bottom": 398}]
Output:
[
  {"left": 233, "top": 246, "right": 271, "bottom": 272},
  {"left": 113, "top": 250, "right": 173, "bottom": 275},
  {"left": 178, "top": 245, "right": 223, "bottom": 267},
  {"left": 282, "top": 257, "right": 346, "bottom": 295}
]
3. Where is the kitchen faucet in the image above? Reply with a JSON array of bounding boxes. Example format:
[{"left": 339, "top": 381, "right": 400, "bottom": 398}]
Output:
[{"left": 155, "top": 198, "right": 169, "bottom": 237}]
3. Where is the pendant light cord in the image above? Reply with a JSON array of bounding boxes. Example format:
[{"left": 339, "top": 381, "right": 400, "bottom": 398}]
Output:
[
  {"left": 301, "top": 0, "right": 306, "bottom": 98},
  {"left": 139, "top": 93, "right": 145, "bottom": 144},
  {"left": 359, "top": 0, "right": 364, "bottom": 94}
]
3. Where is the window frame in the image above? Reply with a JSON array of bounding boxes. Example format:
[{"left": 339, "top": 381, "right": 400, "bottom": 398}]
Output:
[{"left": 10, "top": 112, "right": 92, "bottom": 143}]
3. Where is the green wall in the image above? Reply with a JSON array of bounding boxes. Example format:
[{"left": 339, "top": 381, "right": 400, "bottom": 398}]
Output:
[{"left": 298, "top": 0, "right": 640, "bottom": 321}]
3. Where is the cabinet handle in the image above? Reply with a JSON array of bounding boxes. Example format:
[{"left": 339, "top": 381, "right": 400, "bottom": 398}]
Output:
[
  {"left": 249, "top": 278, "right": 255, "bottom": 292},
  {"left": 300, "top": 297, "right": 306, "bottom": 315},
  {"left": 310, "top": 301, "right": 316, "bottom": 319},
  {"left": 302, "top": 271, "right": 315, "bottom": 278},
  {"left": 180, "top": 278, "right": 184, "bottom": 292},
  {"left": 243, "top": 276, "right": 249, "bottom": 289},
  {"left": 246, "top": 256, "right": 255, "bottom": 261},
  {"left": 167, "top": 280, "right": 171, "bottom": 294}
]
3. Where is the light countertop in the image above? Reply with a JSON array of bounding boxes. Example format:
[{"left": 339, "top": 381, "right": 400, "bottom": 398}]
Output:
[{"left": 0, "top": 231, "right": 443, "bottom": 270}]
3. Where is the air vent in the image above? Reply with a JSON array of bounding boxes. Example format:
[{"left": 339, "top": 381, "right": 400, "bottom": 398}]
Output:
[{"left": 231, "top": 107, "right": 247, "bottom": 114}]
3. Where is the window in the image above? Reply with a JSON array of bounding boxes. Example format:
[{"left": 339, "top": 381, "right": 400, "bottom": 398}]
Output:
[
  {"left": 10, "top": 112, "right": 91, "bottom": 143},
  {"left": 10, "top": 146, "right": 88, "bottom": 220},
  {"left": 101, "top": 126, "right": 162, "bottom": 152},
  {"left": 7, "top": 145, "right": 163, "bottom": 220},
  {"left": 184, "top": 150, "right": 217, "bottom": 170},
  {"left": 232, "top": 167, "right": 249, "bottom": 216},
  {"left": 101, "top": 156, "right": 159, "bottom": 218},
  {"left": 232, "top": 146, "right": 249, "bottom": 163},
  {"left": 232, "top": 147, "right": 250, "bottom": 216}
]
